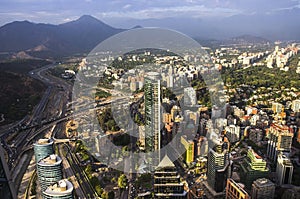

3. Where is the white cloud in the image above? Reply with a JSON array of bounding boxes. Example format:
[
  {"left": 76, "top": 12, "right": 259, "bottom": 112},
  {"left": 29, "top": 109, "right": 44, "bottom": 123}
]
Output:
[{"left": 98, "top": 5, "right": 241, "bottom": 19}]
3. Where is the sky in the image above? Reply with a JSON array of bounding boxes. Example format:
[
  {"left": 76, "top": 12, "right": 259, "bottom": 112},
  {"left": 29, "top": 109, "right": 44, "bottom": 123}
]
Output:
[{"left": 0, "top": 0, "right": 300, "bottom": 26}]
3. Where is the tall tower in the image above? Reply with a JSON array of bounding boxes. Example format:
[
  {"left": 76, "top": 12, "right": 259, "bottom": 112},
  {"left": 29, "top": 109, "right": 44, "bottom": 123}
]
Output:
[
  {"left": 0, "top": 144, "right": 17, "bottom": 199},
  {"left": 43, "top": 179, "right": 74, "bottom": 199},
  {"left": 225, "top": 179, "right": 250, "bottom": 199},
  {"left": 240, "top": 148, "right": 269, "bottom": 189},
  {"left": 276, "top": 153, "right": 293, "bottom": 185},
  {"left": 267, "top": 123, "right": 293, "bottom": 162},
  {"left": 203, "top": 138, "right": 230, "bottom": 198},
  {"left": 37, "top": 154, "right": 63, "bottom": 192},
  {"left": 251, "top": 178, "right": 275, "bottom": 199},
  {"left": 154, "top": 155, "right": 187, "bottom": 198},
  {"left": 34, "top": 139, "right": 54, "bottom": 162},
  {"left": 144, "top": 72, "right": 161, "bottom": 166}
]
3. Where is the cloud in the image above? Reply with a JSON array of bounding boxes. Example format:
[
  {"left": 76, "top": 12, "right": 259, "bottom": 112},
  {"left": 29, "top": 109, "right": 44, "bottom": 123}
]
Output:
[{"left": 98, "top": 5, "right": 241, "bottom": 19}]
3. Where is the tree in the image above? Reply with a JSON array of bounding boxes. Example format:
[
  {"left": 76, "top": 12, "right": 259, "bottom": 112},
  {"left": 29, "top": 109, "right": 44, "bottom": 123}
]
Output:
[{"left": 118, "top": 174, "right": 128, "bottom": 189}]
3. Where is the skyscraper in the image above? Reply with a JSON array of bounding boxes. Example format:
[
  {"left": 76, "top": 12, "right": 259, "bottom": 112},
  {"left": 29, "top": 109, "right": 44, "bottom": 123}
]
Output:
[
  {"left": 34, "top": 139, "right": 54, "bottom": 162},
  {"left": 37, "top": 154, "right": 63, "bottom": 191},
  {"left": 267, "top": 123, "right": 293, "bottom": 162},
  {"left": 43, "top": 179, "right": 74, "bottom": 199},
  {"left": 225, "top": 179, "right": 250, "bottom": 199},
  {"left": 240, "top": 148, "right": 269, "bottom": 189},
  {"left": 154, "top": 155, "right": 187, "bottom": 198},
  {"left": 204, "top": 139, "right": 230, "bottom": 198},
  {"left": 291, "top": 99, "right": 300, "bottom": 112},
  {"left": 276, "top": 153, "right": 293, "bottom": 185},
  {"left": 0, "top": 144, "right": 17, "bottom": 199},
  {"left": 251, "top": 178, "right": 275, "bottom": 199},
  {"left": 144, "top": 72, "right": 162, "bottom": 166}
]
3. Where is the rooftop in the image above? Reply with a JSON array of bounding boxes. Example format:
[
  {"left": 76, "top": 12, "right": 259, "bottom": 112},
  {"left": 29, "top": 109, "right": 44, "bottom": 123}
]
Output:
[
  {"left": 38, "top": 154, "right": 62, "bottom": 166},
  {"left": 43, "top": 179, "right": 73, "bottom": 196}
]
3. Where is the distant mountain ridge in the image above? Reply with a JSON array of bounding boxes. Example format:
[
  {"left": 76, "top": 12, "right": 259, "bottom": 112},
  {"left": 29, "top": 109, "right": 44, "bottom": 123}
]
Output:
[{"left": 0, "top": 15, "right": 125, "bottom": 58}]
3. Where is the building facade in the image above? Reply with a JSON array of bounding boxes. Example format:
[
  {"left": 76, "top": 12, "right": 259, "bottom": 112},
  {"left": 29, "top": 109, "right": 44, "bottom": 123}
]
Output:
[
  {"left": 225, "top": 179, "right": 250, "bottom": 199},
  {"left": 251, "top": 178, "right": 275, "bottom": 199},
  {"left": 276, "top": 153, "right": 293, "bottom": 185},
  {"left": 144, "top": 72, "right": 162, "bottom": 167},
  {"left": 267, "top": 123, "right": 293, "bottom": 162},
  {"left": 154, "top": 155, "right": 187, "bottom": 198},
  {"left": 34, "top": 139, "right": 54, "bottom": 162},
  {"left": 43, "top": 179, "right": 74, "bottom": 199},
  {"left": 37, "top": 154, "right": 63, "bottom": 191},
  {"left": 240, "top": 148, "right": 269, "bottom": 189}
]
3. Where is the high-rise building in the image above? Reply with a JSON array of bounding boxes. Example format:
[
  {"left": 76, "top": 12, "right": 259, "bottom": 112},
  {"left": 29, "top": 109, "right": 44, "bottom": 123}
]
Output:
[
  {"left": 267, "top": 123, "right": 293, "bottom": 162},
  {"left": 43, "top": 179, "right": 74, "bottom": 199},
  {"left": 0, "top": 144, "right": 17, "bottom": 199},
  {"left": 204, "top": 139, "right": 230, "bottom": 198},
  {"left": 276, "top": 153, "right": 293, "bottom": 185},
  {"left": 225, "top": 125, "right": 240, "bottom": 143},
  {"left": 225, "top": 179, "right": 250, "bottom": 199},
  {"left": 34, "top": 139, "right": 54, "bottom": 162},
  {"left": 272, "top": 102, "right": 283, "bottom": 114},
  {"left": 251, "top": 178, "right": 275, "bottom": 199},
  {"left": 154, "top": 155, "right": 187, "bottom": 198},
  {"left": 37, "top": 154, "right": 63, "bottom": 191},
  {"left": 184, "top": 87, "right": 197, "bottom": 106},
  {"left": 281, "top": 186, "right": 300, "bottom": 199},
  {"left": 240, "top": 148, "right": 269, "bottom": 189},
  {"left": 144, "top": 72, "right": 162, "bottom": 167},
  {"left": 180, "top": 136, "right": 194, "bottom": 165},
  {"left": 291, "top": 99, "right": 300, "bottom": 112}
]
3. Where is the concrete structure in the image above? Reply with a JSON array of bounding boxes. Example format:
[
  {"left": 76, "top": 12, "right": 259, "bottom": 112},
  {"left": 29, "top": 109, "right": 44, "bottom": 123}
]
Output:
[
  {"left": 225, "top": 179, "right": 249, "bottom": 199},
  {"left": 276, "top": 153, "right": 293, "bottom": 185},
  {"left": 272, "top": 102, "right": 283, "bottom": 114},
  {"left": 240, "top": 148, "right": 269, "bottom": 189},
  {"left": 184, "top": 87, "right": 197, "bottom": 106},
  {"left": 251, "top": 178, "right": 275, "bottom": 199},
  {"left": 43, "top": 179, "right": 74, "bottom": 199},
  {"left": 180, "top": 136, "right": 194, "bottom": 165},
  {"left": 144, "top": 72, "right": 161, "bottom": 167},
  {"left": 267, "top": 123, "right": 293, "bottom": 162},
  {"left": 206, "top": 141, "right": 230, "bottom": 196},
  {"left": 0, "top": 144, "right": 17, "bottom": 199},
  {"left": 37, "top": 154, "right": 63, "bottom": 191},
  {"left": 34, "top": 139, "right": 54, "bottom": 162},
  {"left": 291, "top": 99, "right": 300, "bottom": 112},
  {"left": 154, "top": 155, "right": 187, "bottom": 198},
  {"left": 225, "top": 125, "right": 240, "bottom": 143}
]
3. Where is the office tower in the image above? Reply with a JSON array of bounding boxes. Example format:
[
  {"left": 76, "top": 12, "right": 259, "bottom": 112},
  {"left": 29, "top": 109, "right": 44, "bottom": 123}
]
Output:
[
  {"left": 267, "top": 123, "right": 293, "bottom": 162},
  {"left": 281, "top": 186, "right": 300, "bottom": 199},
  {"left": 251, "top": 178, "right": 275, "bottom": 199},
  {"left": 225, "top": 125, "right": 240, "bottom": 143},
  {"left": 37, "top": 154, "right": 63, "bottom": 191},
  {"left": 154, "top": 155, "right": 187, "bottom": 198},
  {"left": 272, "top": 102, "right": 283, "bottom": 114},
  {"left": 0, "top": 144, "right": 17, "bottom": 199},
  {"left": 144, "top": 72, "right": 161, "bottom": 167},
  {"left": 240, "top": 148, "right": 269, "bottom": 189},
  {"left": 43, "top": 179, "right": 74, "bottom": 199},
  {"left": 249, "top": 128, "right": 263, "bottom": 143},
  {"left": 184, "top": 87, "right": 197, "bottom": 106},
  {"left": 180, "top": 136, "right": 194, "bottom": 165},
  {"left": 34, "top": 139, "right": 54, "bottom": 162},
  {"left": 203, "top": 139, "right": 230, "bottom": 198},
  {"left": 225, "top": 179, "right": 250, "bottom": 199},
  {"left": 171, "top": 105, "right": 181, "bottom": 121},
  {"left": 276, "top": 153, "right": 293, "bottom": 185},
  {"left": 291, "top": 99, "right": 300, "bottom": 112}
]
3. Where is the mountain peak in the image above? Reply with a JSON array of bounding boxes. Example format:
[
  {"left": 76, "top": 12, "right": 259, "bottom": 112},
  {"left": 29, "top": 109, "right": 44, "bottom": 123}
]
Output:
[{"left": 77, "top": 15, "right": 100, "bottom": 23}]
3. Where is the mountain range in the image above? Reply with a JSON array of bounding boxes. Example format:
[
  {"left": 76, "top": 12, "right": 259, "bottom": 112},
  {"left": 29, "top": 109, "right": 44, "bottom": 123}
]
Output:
[
  {"left": 0, "top": 13, "right": 298, "bottom": 59},
  {"left": 0, "top": 15, "right": 125, "bottom": 58}
]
